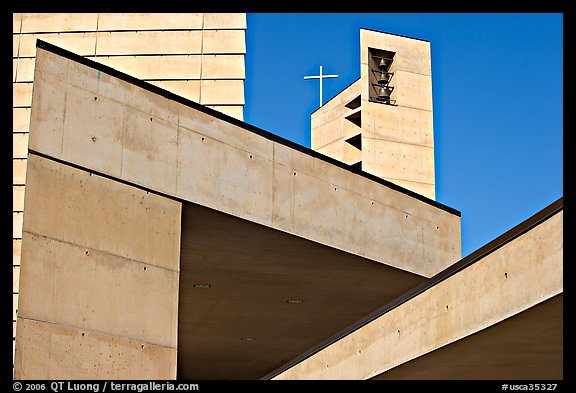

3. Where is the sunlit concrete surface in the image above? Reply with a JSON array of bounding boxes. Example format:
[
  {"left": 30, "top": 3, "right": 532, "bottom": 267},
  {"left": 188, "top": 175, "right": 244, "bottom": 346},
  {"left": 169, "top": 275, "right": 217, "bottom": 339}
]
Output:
[
  {"left": 12, "top": 13, "right": 247, "bottom": 370},
  {"left": 270, "top": 201, "right": 562, "bottom": 380},
  {"left": 312, "top": 28, "right": 436, "bottom": 199},
  {"left": 14, "top": 41, "right": 460, "bottom": 379}
]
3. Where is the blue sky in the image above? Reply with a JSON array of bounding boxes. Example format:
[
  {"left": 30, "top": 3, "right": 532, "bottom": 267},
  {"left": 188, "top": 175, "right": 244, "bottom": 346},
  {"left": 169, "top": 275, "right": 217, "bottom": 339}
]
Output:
[{"left": 243, "top": 13, "right": 563, "bottom": 258}]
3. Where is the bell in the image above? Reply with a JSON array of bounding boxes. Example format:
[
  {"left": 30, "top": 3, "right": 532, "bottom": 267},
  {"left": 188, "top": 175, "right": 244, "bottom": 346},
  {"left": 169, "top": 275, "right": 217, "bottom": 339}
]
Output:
[
  {"left": 379, "top": 57, "right": 388, "bottom": 69},
  {"left": 377, "top": 85, "right": 392, "bottom": 101},
  {"left": 378, "top": 72, "right": 391, "bottom": 85}
]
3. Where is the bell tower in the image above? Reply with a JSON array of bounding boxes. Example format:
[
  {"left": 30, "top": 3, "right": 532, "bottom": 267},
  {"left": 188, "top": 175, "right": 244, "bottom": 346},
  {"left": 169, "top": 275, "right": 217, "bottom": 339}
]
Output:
[{"left": 311, "top": 28, "right": 435, "bottom": 200}]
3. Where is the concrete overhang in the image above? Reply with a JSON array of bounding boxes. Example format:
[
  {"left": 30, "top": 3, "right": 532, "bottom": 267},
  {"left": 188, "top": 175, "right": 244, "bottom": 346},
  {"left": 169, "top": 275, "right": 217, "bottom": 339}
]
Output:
[
  {"left": 21, "top": 40, "right": 463, "bottom": 379},
  {"left": 268, "top": 198, "right": 563, "bottom": 380},
  {"left": 178, "top": 202, "right": 426, "bottom": 379}
]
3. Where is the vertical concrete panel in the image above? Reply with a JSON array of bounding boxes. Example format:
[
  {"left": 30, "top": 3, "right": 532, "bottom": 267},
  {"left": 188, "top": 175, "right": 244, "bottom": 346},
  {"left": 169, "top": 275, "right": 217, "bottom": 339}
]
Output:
[
  {"left": 121, "top": 106, "right": 178, "bottom": 195},
  {"left": 13, "top": 13, "right": 22, "bottom": 33},
  {"left": 98, "top": 13, "right": 203, "bottom": 31},
  {"left": 202, "top": 30, "right": 246, "bottom": 54},
  {"left": 201, "top": 54, "right": 246, "bottom": 79},
  {"left": 149, "top": 80, "right": 201, "bottom": 103},
  {"left": 203, "top": 13, "right": 247, "bottom": 29},
  {"left": 96, "top": 31, "right": 203, "bottom": 55},
  {"left": 16, "top": 155, "right": 181, "bottom": 379},
  {"left": 18, "top": 233, "right": 179, "bottom": 347},
  {"left": 15, "top": 318, "right": 177, "bottom": 380},
  {"left": 15, "top": 58, "right": 36, "bottom": 82},
  {"left": 199, "top": 79, "right": 245, "bottom": 105},
  {"left": 176, "top": 128, "right": 217, "bottom": 208},
  {"left": 13, "top": 186, "right": 25, "bottom": 212},
  {"left": 13, "top": 34, "right": 21, "bottom": 57},
  {"left": 13, "top": 108, "right": 31, "bottom": 133},
  {"left": 13, "top": 239, "right": 22, "bottom": 266},
  {"left": 94, "top": 55, "right": 203, "bottom": 80},
  {"left": 27, "top": 51, "right": 67, "bottom": 158},
  {"left": 13, "top": 133, "right": 29, "bottom": 159},
  {"left": 13, "top": 213, "right": 23, "bottom": 239},
  {"left": 61, "top": 87, "right": 124, "bottom": 178},
  {"left": 18, "top": 33, "right": 97, "bottom": 57},
  {"left": 291, "top": 172, "right": 350, "bottom": 247},
  {"left": 22, "top": 155, "right": 181, "bottom": 271},
  {"left": 13, "top": 159, "right": 27, "bottom": 185},
  {"left": 21, "top": 13, "right": 99, "bottom": 33},
  {"left": 13, "top": 266, "right": 20, "bottom": 293},
  {"left": 271, "top": 161, "right": 295, "bottom": 231},
  {"left": 176, "top": 127, "right": 273, "bottom": 223},
  {"left": 13, "top": 82, "right": 33, "bottom": 107},
  {"left": 13, "top": 294, "right": 19, "bottom": 320}
]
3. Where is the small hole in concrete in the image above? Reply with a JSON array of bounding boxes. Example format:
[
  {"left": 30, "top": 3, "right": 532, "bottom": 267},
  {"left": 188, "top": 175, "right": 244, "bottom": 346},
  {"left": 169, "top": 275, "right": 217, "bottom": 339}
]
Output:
[
  {"left": 446, "top": 305, "right": 449, "bottom": 310},
  {"left": 85, "top": 250, "right": 89, "bottom": 256},
  {"left": 150, "top": 117, "right": 153, "bottom": 122},
  {"left": 91, "top": 137, "right": 97, "bottom": 142},
  {"left": 144, "top": 266, "right": 147, "bottom": 271},
  {"left": 293, "top": 172, "right": 297, "bottom": 176},
  {"left": 371, "top": 201, "right": 374, "bottom": 205},
  {"left": 201, "top": 137, "right": 205, "bottom": 141},
  {"left": 94, "top": 96, "right": 98, "bottom": 101},
  {"left": 334, "top": 187, "right": 337, "bottom": 191},
  {"left": 397, "top": 330, "right": 400, "bottom": 336},
  {"left": 405, "top": 214, "right": 409, "bottom": 218},
  {"left": 141, "top": 345, "right": 144, "bottom": 349},
  {"left": 250, "top": 154, "right": 253, "bottom": 159},
  {"left": 82, "top": 333, "right": 85, "bottom": 337},
  {"left": 504, "top": 272, "right": 508, "bottom": 279},
  {"left": 436, "top": 226, "right": 439, "bottom": 229}
]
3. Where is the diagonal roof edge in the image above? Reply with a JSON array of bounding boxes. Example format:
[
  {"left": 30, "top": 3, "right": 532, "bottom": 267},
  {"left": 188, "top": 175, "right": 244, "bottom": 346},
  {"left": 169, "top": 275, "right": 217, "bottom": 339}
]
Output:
[
  {"left": 35, "top": 38, "right": 459, "bottom": 217},
  {"left": 311, "top": 76, "right": 361, "bottom": 115},
  {"left": 261, "top": 196, "right": 563, "bottom": 380}
]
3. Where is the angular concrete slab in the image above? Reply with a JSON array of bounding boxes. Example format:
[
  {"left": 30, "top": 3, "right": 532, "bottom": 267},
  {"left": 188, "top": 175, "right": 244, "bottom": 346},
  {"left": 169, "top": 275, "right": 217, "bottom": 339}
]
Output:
[
  {"left": 29, "top": 40, "right": 461, "bottom": 278},
  {"left": 269, "top": 198, "right": 562, "bottom": 380},
  {"left": 372, "top": 294, "right": 562, "bottom": 380},
  {"left": 17, "top": 40, "right": 463, "bottom": 379},
  {"left": 177, "top": 202, "right": 426, "bottom": 379}
]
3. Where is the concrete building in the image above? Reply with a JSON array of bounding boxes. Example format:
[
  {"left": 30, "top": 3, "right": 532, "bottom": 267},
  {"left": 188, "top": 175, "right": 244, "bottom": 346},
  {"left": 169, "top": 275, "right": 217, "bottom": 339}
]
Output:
[
  {"left": 311, "top": 29, "right": 436, "bottom": 199},
  {"left": 13, "top": 15, "right": 562, "bottom": 380},
  {"left": 12, "top": 12, "right": 247, "bottom": 371}
]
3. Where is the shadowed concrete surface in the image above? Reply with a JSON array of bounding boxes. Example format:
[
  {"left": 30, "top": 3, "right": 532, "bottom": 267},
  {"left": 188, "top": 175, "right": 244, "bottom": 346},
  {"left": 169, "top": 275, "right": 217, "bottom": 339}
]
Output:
[{"left": 178, "top": 202, "right": 426, "bottom": 379}]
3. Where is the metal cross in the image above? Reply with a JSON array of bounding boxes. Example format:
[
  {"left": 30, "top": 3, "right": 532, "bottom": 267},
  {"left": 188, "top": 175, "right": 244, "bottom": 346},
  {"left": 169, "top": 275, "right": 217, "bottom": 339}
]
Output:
[{"left": 304, "top": 65, "right": 339, "bottom": 107}]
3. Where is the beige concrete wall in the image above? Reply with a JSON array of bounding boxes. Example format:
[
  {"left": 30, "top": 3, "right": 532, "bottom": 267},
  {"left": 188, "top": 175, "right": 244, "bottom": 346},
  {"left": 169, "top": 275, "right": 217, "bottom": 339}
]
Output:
[
  {"left": 273, "top": 209, "right": 563, "bottom": 379},
  {"left": 16, "top": 42, "right": 462, "bottom": 378},
  {"left": 27, "top": 46, "right": 460, "bottom": 282},
  {"left": 311, "top": 80, "right": 362, "bottom": 165},
  {"left": 15, "top": 155, "right": 182, "bottom": 379},
  {"left": 360, "top": 29, "right": 435, "bottom": 199},
  {"left": 311, "top": 29, "right": 435, "bottom": 200},
  {"left": 12, "top": 13, "right": 246, "bottom": 371}
]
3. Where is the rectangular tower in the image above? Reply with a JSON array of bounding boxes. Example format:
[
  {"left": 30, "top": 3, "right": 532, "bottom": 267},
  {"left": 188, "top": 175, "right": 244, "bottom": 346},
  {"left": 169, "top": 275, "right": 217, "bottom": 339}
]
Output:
[{"left": 311, "top": 28, "right": 435, "bottom": 199}]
